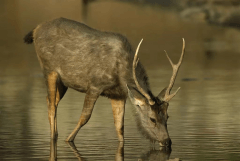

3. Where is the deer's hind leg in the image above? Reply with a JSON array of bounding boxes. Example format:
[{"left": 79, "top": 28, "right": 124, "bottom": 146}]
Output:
[{"left": 46, "top": 71, "right": 68, "bottom": 139}]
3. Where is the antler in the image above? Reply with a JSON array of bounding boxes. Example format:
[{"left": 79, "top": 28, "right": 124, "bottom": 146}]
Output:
[
  {"left": 133, "top": 39, "right": 155, "bottom": 105},
  {"left": 163, "top": 38, "right": 185, "bottom": 102}
]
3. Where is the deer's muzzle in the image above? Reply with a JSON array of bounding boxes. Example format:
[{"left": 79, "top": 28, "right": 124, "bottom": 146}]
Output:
[{"left": 159, "top": 138, "right": 172, "bottom": 147}]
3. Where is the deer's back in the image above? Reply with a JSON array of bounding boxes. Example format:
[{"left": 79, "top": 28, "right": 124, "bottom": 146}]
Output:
[{"left": 33, "top": 18, "right": 143, "bottom": 99}]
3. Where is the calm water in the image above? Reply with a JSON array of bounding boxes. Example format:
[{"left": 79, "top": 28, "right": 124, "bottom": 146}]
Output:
[{"left": 1, "top": 0, "right": 240, "bottom": 160}]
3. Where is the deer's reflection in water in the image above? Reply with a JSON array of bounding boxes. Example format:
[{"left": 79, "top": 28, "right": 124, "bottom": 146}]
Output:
[
  {"left": 66, "top": 142, "right": 87, "bottom": 161},
  {"left": 49, "top": 139, "right": 123, "bottom": 161},
  {"left": 138, "top": 147, "right": 172, "bottom": 161},
  {"left": 139, "top": 147, "right": 181, "bottom": 161},
  {"left": 49, "top": 139, "right": 57, "bottom": 161},
  {"left": 49, "top": 140, "right": 179, "bottom": 161}
]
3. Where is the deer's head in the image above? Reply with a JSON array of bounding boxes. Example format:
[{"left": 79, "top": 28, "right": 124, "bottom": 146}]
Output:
[{"left": 127, "top": 39, "right": 185, "bottom": 147}]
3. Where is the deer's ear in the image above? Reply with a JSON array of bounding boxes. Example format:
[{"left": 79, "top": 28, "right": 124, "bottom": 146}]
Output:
[
  {"left": 126, "top": 85, "right": 146, "bottom": 106},
  {"left": 157, "top": 87, "right": 168, "bottom": 101}
]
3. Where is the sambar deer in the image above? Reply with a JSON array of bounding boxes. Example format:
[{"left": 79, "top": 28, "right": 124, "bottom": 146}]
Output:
[{"left": 24, "top": 18, "right": 185, "bottom": 146}]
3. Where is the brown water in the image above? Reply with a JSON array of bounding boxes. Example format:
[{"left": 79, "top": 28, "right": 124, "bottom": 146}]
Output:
[{"left": 1, "top": 0, "right": 240, "bottom": 160}]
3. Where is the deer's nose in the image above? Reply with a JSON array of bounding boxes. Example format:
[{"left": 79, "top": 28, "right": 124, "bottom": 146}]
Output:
[{"left": 161, "top": 138, "right": 172, "bottom": 147}]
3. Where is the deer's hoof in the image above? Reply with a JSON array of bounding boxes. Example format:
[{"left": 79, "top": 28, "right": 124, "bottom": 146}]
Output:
[{"left": 65, "top": 136, "right": 75, "bottom": 142}]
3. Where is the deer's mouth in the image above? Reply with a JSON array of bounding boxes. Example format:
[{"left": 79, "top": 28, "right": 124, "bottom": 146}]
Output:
[
  {"left": 159, "top": 142, "right": 170, "bottom": 147},
  {"left": 159, "top": 142, "right": 172, "bottom": 148},
  {"left": 159, "top": 139, "right": 172, "bottom": 147},
  {"left": 159, "top": 142, "right": 164, "bottom": 147},
  {"left": 159, "top": 145, "right": 172, "bottom": 154}
]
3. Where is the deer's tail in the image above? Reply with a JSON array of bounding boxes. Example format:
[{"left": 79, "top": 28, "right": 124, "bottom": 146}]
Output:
[{"left": 24, "top": 30, "right": 34, "bottom": 44}]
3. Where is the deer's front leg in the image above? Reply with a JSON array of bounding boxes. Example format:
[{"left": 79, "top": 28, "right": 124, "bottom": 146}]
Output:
[
  {"left": 115, "top": 141, "right": 124, "bottom": 161},
  {"left": 111, "top": 99, "right": 126, "bottom": 142},
  {"left": 66, "top": 89, "right": 100, "bottom": 142}
]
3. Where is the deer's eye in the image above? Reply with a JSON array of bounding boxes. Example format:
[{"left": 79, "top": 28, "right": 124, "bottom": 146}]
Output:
[{"left": 150, "top": 118, "right": 156, "bottom": 124}]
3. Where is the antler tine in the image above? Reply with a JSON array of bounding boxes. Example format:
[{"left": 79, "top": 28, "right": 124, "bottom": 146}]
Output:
[
  {"left": 164, "top": 50, "right": 174, "bottom": 67},
  {"left": 164, "top": 38, "right": 185, "bottom": 102},
  {"left": 177, "top": 38, "right": 185, "bottom": 66},
  {"left": 133, "top": 39, "right": 155, "bottom": 105}
]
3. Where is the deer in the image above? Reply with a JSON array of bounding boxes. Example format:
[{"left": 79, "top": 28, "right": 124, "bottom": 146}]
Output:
[{"left": 24, "top": 17, "right": 185, "bottom": 147}]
